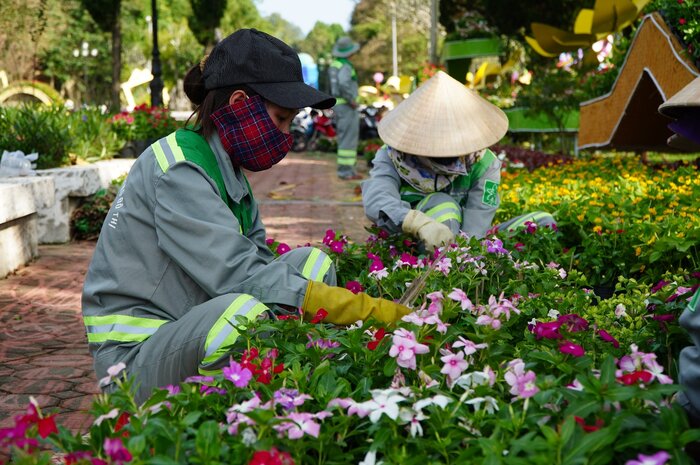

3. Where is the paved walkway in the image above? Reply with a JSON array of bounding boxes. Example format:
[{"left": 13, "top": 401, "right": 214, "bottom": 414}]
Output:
[{"left": 0, "top": 152, "right": 370, "bottom": 441}]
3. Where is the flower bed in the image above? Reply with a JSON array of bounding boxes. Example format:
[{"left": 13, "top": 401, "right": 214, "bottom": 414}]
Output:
[{"left": 2, "top": 156, "right": 699, "bottom": 464}]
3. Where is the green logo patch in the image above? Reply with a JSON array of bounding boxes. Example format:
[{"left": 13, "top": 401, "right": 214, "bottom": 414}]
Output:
[{"left": 482, "top": 180, "right": 499, "bottom": 207}]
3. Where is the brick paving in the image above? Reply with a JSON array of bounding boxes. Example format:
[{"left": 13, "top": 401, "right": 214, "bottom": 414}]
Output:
[{"left": 0, "top": 152, "right": 371, "bottom": 447}]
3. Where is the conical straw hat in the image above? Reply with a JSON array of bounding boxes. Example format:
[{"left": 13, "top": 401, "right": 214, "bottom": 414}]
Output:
[
  {"left": 378, "top": 70, "right": 508, "bottom": 157},
  {"left": 658, "top": 77, "right": 700, "bottom": 119}
]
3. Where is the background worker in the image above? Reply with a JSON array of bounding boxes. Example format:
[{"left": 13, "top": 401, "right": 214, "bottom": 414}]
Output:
[
  {"left": 329, "top": 36, "right": 362, "bottom": 180},
  {"left": 362, "top": 71, "right": 556, "bottom": 250},
  {"left": 82, "top": 29, "right": 410, "bottom": 403}
]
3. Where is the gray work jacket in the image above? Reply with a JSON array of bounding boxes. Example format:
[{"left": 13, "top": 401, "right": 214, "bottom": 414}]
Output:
[
  {"left": 329, "top": 58, "right": 358, "bottom": 106},
  {"left": 81, "top": 132, "right": 309, "bottom": 354},
  {"left": 362, "top": 146, "right": 501, "bottom": 238}
]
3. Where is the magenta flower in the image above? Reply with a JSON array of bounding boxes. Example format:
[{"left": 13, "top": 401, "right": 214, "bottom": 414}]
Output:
[
  {"left": 330, "top": 240, "right": 344, "bottom": 253},
  {"left": 265, "top": 238, "right": 275, "bottom": 246},
  {"left": 558, "top": 314, "right": 589, "bottom": 332},
  {"left": 397, "top": 252, "right": 419, "bottom": 267},
  {"left": 103, "top": 437, "right": 132, "bottom": 463},
  {"left": 532, "top": 321, "right": 562, "bottom": 339},
  {"left": 345, "top": 280, "right": 363, "bottom": 294},
  {"left": 323, "top": 229, "right": 336, "bottom": 245},
  {"left": 625, "top": 450, "right": 671, "bottom": 465},
  {"left": 223, "top": 360, "right": 252, "bottom": 388},
  {"left": 597, "top": 329, "right": 620, "bottom": 348},
  {"left": 276, "top": 243, "right": 291, "bottom": 255},
  {"left": 369, "top": 260, "right": 385, "bottom": 272},
  {"left": 559, "top": 340, "right": 585, "bottom": 357}
]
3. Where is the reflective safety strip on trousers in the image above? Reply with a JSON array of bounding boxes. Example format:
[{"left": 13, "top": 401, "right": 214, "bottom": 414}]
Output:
[
  {"left": 200, "top": 295, "right": 269, "bottom": 369},
  {"left": 337, "top": 149, "right": 357, "bottom": 166},
  {"left": 84, "top": 315, "right": 167, "bottom": 343},
  {"left": 152, "top": 132, "right": 186, "bottom": 173},
  {"left": 509, "top": 211, "right": 552, "bottom": 231},
  {"left": 301, "top": 248, "right": 332, "bottom": 282}
]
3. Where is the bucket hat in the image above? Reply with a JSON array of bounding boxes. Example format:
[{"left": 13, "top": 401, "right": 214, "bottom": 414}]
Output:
[
  {"left": 202, "top": 28, "right": 335, "bottom": 109},
  {"left": 332, "top": 36, "right": 360, "bottom": 58},
  {"left": 658, "top": 77, "right": 700, "bottom": 149},
  {"left": 377, "top": 71, "right": 508, "bottom": 157}
]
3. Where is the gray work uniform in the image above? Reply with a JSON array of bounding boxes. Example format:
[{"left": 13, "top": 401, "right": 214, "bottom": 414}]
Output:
[
  {"left": 82, "top": 130, "right": 335, "bottom": 401},
  {"left": 329, "top": 58, "right": 359, "bottom": 172},
  {"left": 678, "top": 289, "right": 700, "bottom": 423},
  {"left": 362, "top": 145, "right": 556, "bottom": 239}
]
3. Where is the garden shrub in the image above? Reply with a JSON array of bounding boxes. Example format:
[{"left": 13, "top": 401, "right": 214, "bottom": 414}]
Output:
[
  {"left": 109, "top": 104, "right": 181, "bottom": 144},
  {"left": 0, "top": 104, "right": 72, "bottom": 169},
  {"left": 71, "top": 175, "right": 125, "bottom": 240},
  {"left": 68, "top": 107, "right": 126, "bottom": 162}
]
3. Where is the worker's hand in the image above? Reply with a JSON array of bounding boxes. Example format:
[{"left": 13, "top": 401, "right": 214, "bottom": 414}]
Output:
[
  {"left": 402, "top": 209, "right": 455, "bottom": 250},
  {"left": 302, "top": 281, "right": 411, "bottom": 325}
]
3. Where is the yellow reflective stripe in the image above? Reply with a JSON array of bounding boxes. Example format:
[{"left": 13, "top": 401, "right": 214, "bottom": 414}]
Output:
[
  {"left": 687, "top": 289, "right": 700, "bottom": 313},
  {"left": 301, "top": 248, "right": 332, "bottom": 282},
  {"left": 165, "top": 132, "right": 185, "bottom": 162},
  {"left": 84, "top": 315, "right": 167, "bottom": 343},
  {"left": 415, "top": 194, "right": 434, "bottom": 211},
  {"left": 201, "top": 295, "right": 268, "bottom": 366},
  {"left": 198, "top": 367, "right": 223, "bottom": 376},
  {"left": 426, "top": 202, "right": 462, "bottom": 223},
  {"left": 510, "top": 211, "right": 550, "bottom": 230},
  {"left": 152, "top": 141, "right": 170, "bottom": 173}
]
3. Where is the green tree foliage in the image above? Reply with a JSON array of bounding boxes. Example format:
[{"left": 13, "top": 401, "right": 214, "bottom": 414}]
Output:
[
  {"left": 219, "top": 0, "right": 267, "bottom": 37},
  {"left": 188, "top": 0, "right": 227, "bottom": 48},
  {"left": 0, "top": 0, "right": 52, "bottom": 81},
  {"left": 351, "top": 0, "right": 435, "bottom": 83},
  {"left": 298, "top": 22, "right": 346, "bottom": 59},
  {"left": 262, "top": 13, "right": 304, "bottom": 47},
  {"left": 81, "top": 0, "right": 122, "bottom": 110},
  {"left": 439, "top": 0, "right": 592, "bottom": 38}
]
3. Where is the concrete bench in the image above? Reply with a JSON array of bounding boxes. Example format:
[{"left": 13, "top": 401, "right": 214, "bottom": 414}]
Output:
[{"left": 0, "top": 159, "right": 135, "bottom": 278}]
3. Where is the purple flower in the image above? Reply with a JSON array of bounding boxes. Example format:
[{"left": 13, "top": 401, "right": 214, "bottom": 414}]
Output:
[
  {"left": 625, "top": 450, "right": 671, "bottom": 465},
  {"left": 483, "top": 237, "right": 508, "bottom": 254},
  {"left": 274, "top": 388, "right": 312, "bottom": 410},
  {"left": 651, "top": 280, "right": 670, "bottom": 293},
  {"left": 559, "top": 340, "right": 585, "bottom": 357},
  {"left": 223, "top": 360, "right": 252, "bottom": 388},
  {"left": 369, "top": 260, "right": 385, "bottom": 272},
  {"left": 322, "top": 229, "right": 336, "bottom": 245}
]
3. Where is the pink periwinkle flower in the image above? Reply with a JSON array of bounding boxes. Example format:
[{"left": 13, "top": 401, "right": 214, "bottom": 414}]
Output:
[
  {"left": 440, "top": 350, "right": 469, "bottom": 381},
  {"left": 625, "top": 450, "right": 671, "bottom": 465},
  {"left": 447, "top": 288, "right": 474, "bottom": 312},
  {"left": 504, "top": 359, "right": 539, "bottom": 399},
  {"left": 329, "top": 240, "right": 344, "bottom": 253},
  {"left": 559, "top": 340, "right": 585, "bottom": 357},
  {"left": 274, "top": 412, "right": 321, "bottom": 439},
  {"left": 452, "top": 336, "right": 487, "bottom": 355},
  {"left": 223, "top": 360, "right": 252, "bottom": 388},
  {"left": 369, "top": 259, "right": 385, "bottom": 272},
  {"left": 389, "top": 329, "right": 429, "bottom": 370},
  {"left": 274, "top": 388, "right": 312, "bottom": 410}
]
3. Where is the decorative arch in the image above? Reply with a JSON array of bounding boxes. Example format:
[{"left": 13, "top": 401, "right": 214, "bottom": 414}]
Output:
[
  {"left": 0, "top": 84, "right": 55, "bottom": 106},
  {"left": 578, "top": 12, "right": 699, "bottom": 151}
]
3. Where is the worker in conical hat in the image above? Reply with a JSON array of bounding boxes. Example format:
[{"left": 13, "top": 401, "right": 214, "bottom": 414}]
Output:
[{"left": 362, "top": 70, "right": 556, "bottom": 250}]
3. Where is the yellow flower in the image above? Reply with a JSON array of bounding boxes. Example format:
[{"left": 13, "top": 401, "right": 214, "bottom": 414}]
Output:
[
  {"left": 635, "top": 247, "right": 641, "bottom": 256},
  {"left": 593, "top": 225, "right": 602, "bottom": 233},
  {"left": 577, "top": 213, "right": 585, "bottom": 222},
  {"left": 677, "top": 232, "right": 685, "bottom": 238}
]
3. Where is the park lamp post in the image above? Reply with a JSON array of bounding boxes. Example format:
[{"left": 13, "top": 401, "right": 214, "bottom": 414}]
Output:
[
  {"left": 72, "top": 41, "right": 98, "bottom": 105},
  {"left": 149, "top": 0, "right": 164, "bottom": 107}
]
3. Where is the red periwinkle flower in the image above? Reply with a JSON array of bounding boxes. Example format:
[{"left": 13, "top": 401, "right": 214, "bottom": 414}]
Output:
[
  {"left": 37, "top": 416, "right": 57, "bottom": 438},
  {"left": 249, "top": 447, "right": 295, "bottom": 465},
  {"left": 311, "top": 309, "right": 328, "bottom": 324},
  {"left": 367, "top": 328, "right": 387, "bottom": 351},
  {"left": 618, "top": 370, "right": 653, "bottom": 385},
  {"left": 679, "top": 18, "right": 687, "bottom": 25},
  {"left": 574, "top": 416, "right": 604, "bottom": 432}
]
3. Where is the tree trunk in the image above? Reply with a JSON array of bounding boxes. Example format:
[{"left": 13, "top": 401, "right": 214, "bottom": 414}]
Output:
[{"left": 111, "top": 1, "right": 121, "bottom": 111}]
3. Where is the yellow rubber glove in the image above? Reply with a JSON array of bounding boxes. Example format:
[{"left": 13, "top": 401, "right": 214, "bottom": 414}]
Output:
[
  {"left": 302, "top": 281, "right": 412, "bottom": 325},
  {"left": 402, "top": 209, "right": 455, "bottom": 250}
]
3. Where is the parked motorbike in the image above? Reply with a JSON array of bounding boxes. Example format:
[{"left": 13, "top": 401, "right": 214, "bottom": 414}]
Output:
[
  {"left": 359, "top": 104, "right": 380, "bottom": 140},
  {"left": 290, "top": 108, "right": 336, "bottom": 152}
]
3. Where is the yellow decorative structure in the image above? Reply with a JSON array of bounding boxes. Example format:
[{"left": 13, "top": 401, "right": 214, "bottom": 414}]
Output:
[{"left": 525, "top": 0, "right": 650, "bottom": 56}]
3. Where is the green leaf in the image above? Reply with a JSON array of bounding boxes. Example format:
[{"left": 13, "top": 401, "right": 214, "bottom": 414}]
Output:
[{"left": 183, "top": 411, "right": 203, "bottom": 427}]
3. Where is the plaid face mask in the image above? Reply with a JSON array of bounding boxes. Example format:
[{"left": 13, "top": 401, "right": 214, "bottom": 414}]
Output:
[{"left": 211, "top": 95, "right": 293, "bottom": 172}]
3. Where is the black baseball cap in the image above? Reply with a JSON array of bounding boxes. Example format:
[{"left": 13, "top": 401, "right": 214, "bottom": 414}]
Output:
[{"left": 202, "top": 28, "right": 335, "bottom": 110}]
